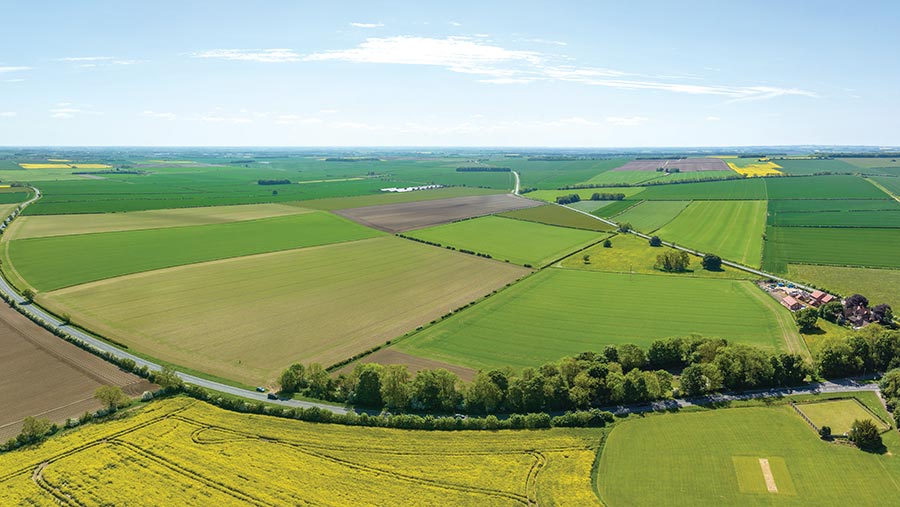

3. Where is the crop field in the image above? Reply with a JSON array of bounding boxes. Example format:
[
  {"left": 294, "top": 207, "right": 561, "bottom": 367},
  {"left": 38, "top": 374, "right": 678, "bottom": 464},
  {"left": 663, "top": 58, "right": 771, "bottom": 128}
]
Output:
[
  {"left": 0, "top": 189, "right": 30, "bottom": 204},
  {"left": 871, "top": 176, "right": 900, "bottom": 197},
  {"left": 597, "top": 396, "right": 900, "bottom": 506},
  {"left": 525, "top": 187, "right": 645, "bottom": 203},
  {"left": 773, "top": 158, "right": 859, "bottom": 175},
  {"left": 591, "top": 200, "right": 639, "bottom": 217},
  {"left": 764, "top": 175, "right": 889, "bottom": 200},
  {"left": 636, "top": 178, "right": 767, "bottom": 200},
  {"left": 565, "top": 200, "right": 619, "bottom": 213},
  {"left": 768, "top": 198, "right": 900, "bottom": 214},
  {"left": 786, "top": 264, "right": 900, "bottom": 309},
  {"left": 39, "top": 237, "right": 528, "bottom": 385},
  {"left": 0, "top": 398, "right": 602, "bottom": 506},
  {"left": 504, "top": 158, "right": 630, "bottom": 189},
  {"left": 613, "top": 158, "right": 729, "bottom": 172},
  {"left": 727, "top": 160, "right": 783, "bottom": 177},
  {"left": 841, "top": 157, "right": 900, "bottom": 169},
  {"left": 795, "top": 399, "right": 890, "bottom": 434},
  {"left": 582, "top": 170, "right": 661, "bottom": 186},
  {"left": 299, "top": 186, "right": 503, "bottom": 210},
  {"left": 0, "top": 304, "right": 149, "bottom": 441},
  {"left": 559, "top": 233, "right": 754, "bottom": 280},
  {"left": 763, "top": 227, "right": 900, "bottom": 272},
  {"left": 609, "top": 200, "right": 690, "bottom": 232},
  {"left": 333, "top": 194, "right": 540, "bottom": 233},
  {"left": 656, "top": 201, "right": 767, "bottom": 267},
  {"left": 769, "top": 209, "right": 900, "bottom": 227},
  {"left": 496, "top": 204, "right": 613, "bottom": 231},
  {"left": 406, "top": 216, "right": 604, "bottom": 267},
  {"left": 396, "top": 269, "right": 798, "bottom": 371},
  {"left": 5, "top": 202, "right": 312, "bottom": 240},
  {"left": 7, "top": 211, "right": 383, "bottom": 291}
]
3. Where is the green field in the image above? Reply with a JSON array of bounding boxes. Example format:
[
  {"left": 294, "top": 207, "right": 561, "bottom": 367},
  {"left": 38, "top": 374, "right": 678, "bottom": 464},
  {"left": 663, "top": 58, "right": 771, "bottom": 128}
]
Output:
[
  {"left": 506, "top": 158, "right": 631, "bottom": 189},
  {"left": 769, "top": 209, "right": 900, "bottom": 228},
  {"left": 7, "top": 211, "right": 383, "bottom": 291},
  {"left": 610, "top": 200, "right": 691, "bottom": 232},
  {"left": 497, "top": 204, "right": 613, "bottom": 231},
  {"left": 655, "top": 201, "right": 767, "bottom": 267},
  {"left": 598, "top": 397, "right": 900, "bottom": 506},
  {"left": 0, "top": 189, "right": 30, "bottom": 204},
  {"left": 559, "top": 233, "right": 754, "bottom": 280},
  {"left": 565, "top": 200, "right": 619, "bottom": 213},
  {"left": 787, "top": 264, "right": 900, "bottom": 309},
  {"left": 840, "top": 157, "right": 900, "bottom": 169},
  {"left": 763, "top": 227, "right": 900, "bottom": 272},
  {"left": 583, "top": 170, "right": 661, "bottom": 186},
  {"left": 525, "top": 187, "right": 645, "bottom": 203},
  {"left": 795, "top": 399, "right": 890, "bottom": 434},
  {"left": 406, "top": 216, "right": 604, "bottom": 267},
  {"left": 768, "top": 199, "right": 899, "bottom": 214},
  {"left": 871, "top": 176, "right": 900, "bottom": 197},
  {"left": 765, "top": 175, "right": 889, "bottom": 199},
  {"left": 40, "top": 237, "right": 528, "bottom": 385},
  {"left": 592, "top": 200, "right": 639, "bottom": 217},
  {"left": 635, "top": 178, "right": 766, "bottom": 200},
  {"left": 395, "top": 268, "right": 798, "bottom": 370},
  {"left": 773, "top": 158, "right": 859, "bottom": 175}
]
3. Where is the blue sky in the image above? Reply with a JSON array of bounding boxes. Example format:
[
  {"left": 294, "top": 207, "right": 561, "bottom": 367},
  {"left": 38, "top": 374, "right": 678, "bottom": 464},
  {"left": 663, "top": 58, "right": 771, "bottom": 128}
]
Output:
[{"left": 1, "top": 0, "right": 898, "bottom": 147}]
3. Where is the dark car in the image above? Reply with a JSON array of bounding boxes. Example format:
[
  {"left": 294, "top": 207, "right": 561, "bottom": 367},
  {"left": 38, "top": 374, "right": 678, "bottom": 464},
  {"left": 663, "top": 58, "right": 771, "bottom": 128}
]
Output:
[
  {"left": 267, "top": 393, "right": 278, "bottom": 400},
  {"left": 255, "top": 387, "right": 266, "bottom": 393}
]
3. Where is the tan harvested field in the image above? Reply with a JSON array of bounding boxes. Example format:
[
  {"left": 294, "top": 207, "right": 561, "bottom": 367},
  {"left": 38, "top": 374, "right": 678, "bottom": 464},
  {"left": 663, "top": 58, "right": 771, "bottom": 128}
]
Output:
[
  {"left": 0, "top": 304, "right": 151, "bottom": 441},
  {"left": 41, "top": 237, "right": 528, "bottom": 386},
  {"left": 334, "top": 348, "right": 478, "bottom": 381},
  {"left": 334, "top": 194, "right": 542, "bottom": 233},
  {"left": 613, "top": 158, "right": 729, "bottom": 172},
  {"left": 6, "top": 202, "right": 312, "bottom": 240}
]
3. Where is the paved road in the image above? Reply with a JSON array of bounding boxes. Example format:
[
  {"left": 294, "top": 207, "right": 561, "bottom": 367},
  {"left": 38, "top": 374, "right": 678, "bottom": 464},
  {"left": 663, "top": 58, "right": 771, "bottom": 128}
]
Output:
[{"left": 0, "top": 188, "right": 351, "bottom": 414}]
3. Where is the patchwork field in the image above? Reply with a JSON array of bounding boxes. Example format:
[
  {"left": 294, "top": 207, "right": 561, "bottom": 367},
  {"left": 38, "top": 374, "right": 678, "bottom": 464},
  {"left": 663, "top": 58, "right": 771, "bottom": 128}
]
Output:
[
  {"left": 6, "top": 211, "right": 383, "bottom": 291},
  {"left": 591, "top": 200, "right": 639, "bottom": 217},
  {"left": 787, "top": 264, "right": 900, "bottom": 309},
  {"left": 0, "top": 397, "right": 602, "bottom": 506},
  {"left": 300, "top": 186, "right": 504, "bottom": 210},
  {"left": 497, "top": 204, "right": 613, "bottom": 231},
  {"left": 334, "top": 194, "right": 539, "bottom": 233},
  {"left": 765, "top": 175, "right": 888, "bottom": 200},
  {"left": 597, "top": 396, "right": 900, "bottom": 507},
  {"left": 763, "top": 227, "right": 900, "bottom": 272},
  {"left": 609, "top": 200, "right": 690, "bottom": 232},
  {"left": 525, "top": 187, "right": 645, "bottom": 203},
  {"left": 5, "top": 202, "right": 313, "bottom": 240},
  {"left": 39, "top": 237, "right": 528, "bottom": 385},
  {"left": 656, "top": 201, "right": 767, "bottom": 267},
  {"left": 795, "top": 398, "right": 890, "bottom": 435},
  {"left": 769, "top": 209, "right": 900, "bottom": 228},
  {"left": 564, "top": 200, "right": 620, "bottom": 213},
  {"left": 559, "top": 233, "right": 754, "bottom": 280},
  {"left": 0, "top": 304, "right": 150, "bottom": 441},
  {"left": 406, "top": 216, "right": 604, "bottom": 267},
  {"left": 613, "top": 158, "right": 729, "bottom": 172},
  {"left": 582, "top": 170, "right": 661, "bottom": 186},
  {"left": 773, "top": 158, "right": 859, "bottom": 175},
  {"left": 396, "top": 269, "right": 798, "bottom": 371},
  {"left": 727, "top": 160, "right": 783, "bottom": 177},
  {"left": 871, "top": 176, "right": 900, "bottom": 197},
  {"left": 636, "top": 178, "right": 766, "bottom": 200}
]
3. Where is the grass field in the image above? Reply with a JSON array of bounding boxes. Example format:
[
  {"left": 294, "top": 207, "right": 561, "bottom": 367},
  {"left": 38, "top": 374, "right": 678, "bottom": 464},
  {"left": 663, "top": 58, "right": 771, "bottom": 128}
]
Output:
[
  {"left": 772, "top": 158, "right": 859, "bottom": 175},
  {"left": 300, "top": 186, "right": 503, "bottom": 210},
  {"left": 609, "top": 200, "right": 690, "bottom": 232},
  {"left": 496, "top": 204, "right": 613, "bottom": 231},
  {"left": 763, "top": 227, "right": 900, "bottom": 272},
  {"left": 0, "top": 190, "right": 30, "bottom": 204},
  {"left": 525, "top": 187, "right": 645, "bottom": 203},
  {"left": 559, "top": 233, "right": 755, "bottom": 280},
  {"left": 396, "top": 268, "right": 798, "bottom": 371},
  {"left": 871, "top": 176, "right": 900, "bottom": 197},
  {"left": 795, "top": 399, "right": 890, "bottom": 434},
  {"left": 597, "top": 396, "right": 900, "bottom": 506},
  {"left": 768, "top": 199, "right": 899, "bottom": 214},
  {"left": 565, "top": 200, "right": 619, "bottom": 213},
  {"left": 0, "top": 397, "right": 601, "bottom": 506},
  {"left": 769, "top": 209, "right": 900, "bottom": 228},
  {"left": 7, "top": 211, "right": 383, "bottom": 291},
  {"left": 39, "top": 237, "right": 528, "bottom": 385},
  {"left": 764, "top": 175, "right": 889, "bottom": 200},
  {"left": 583, "top": 170, "right": 661, "bottom": 186},
  {"left": 655, "top": 201, "right": 767, "bottom": 267},
  {"left": 636, "top": 178, "right": 766, "bottom": 200},
  {"left": 406, "top": 216, "right": 604, "bottom": 266},
  {"left": 787, "top": 264, "right": 900, "bottom": 309},
  {"left": 592, "top": 200, "right": 639, "bottom": 217},
  {"left": 6, "top": 202, "right": 313, "bottom": 240},
  {"left": 840, "top": 158, "right": 900, "bottom": 169}
]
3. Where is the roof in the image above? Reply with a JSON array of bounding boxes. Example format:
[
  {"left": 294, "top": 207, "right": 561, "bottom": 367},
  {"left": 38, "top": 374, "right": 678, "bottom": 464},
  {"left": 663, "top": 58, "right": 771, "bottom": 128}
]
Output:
[
  {"left": 782, "top": 296, "right": 800, "bottom": 306},
  {"left": 812, "top": 290, "right": 825, "bottom": 299}
]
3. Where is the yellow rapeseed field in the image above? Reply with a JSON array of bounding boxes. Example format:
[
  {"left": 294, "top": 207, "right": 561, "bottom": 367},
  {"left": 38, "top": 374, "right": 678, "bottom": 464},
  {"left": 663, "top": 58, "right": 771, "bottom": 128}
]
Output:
[
  {"left": 727, "top": 161, "right": 783, "bottom": 177},
  {"left": 69, "top": 163, "right": 112, "bottom": 169},
  {"left": 0, "top": 398, "right": 602, "bottom": 506},
  {"left": 18, "top": 163, "right": 72, "bottom": 169}
]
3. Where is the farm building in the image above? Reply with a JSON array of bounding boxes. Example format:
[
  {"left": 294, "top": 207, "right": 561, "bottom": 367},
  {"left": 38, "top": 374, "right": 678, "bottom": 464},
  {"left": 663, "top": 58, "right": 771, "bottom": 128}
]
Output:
[
  {"left": 810, "top": 290, "right": 835, "bottom": 307},
  {"left": 781, "top": 295, "right": 802, "bottom": 311}
]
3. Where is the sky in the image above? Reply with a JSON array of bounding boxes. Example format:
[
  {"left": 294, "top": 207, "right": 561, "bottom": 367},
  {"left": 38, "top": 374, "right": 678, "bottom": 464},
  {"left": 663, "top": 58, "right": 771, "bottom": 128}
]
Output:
[{"left": 1, "top": 0, "right": 898, "bottom": 147}]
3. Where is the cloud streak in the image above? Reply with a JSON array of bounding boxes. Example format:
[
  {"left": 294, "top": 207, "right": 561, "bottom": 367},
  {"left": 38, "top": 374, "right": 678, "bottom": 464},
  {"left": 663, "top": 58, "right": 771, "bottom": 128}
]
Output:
[
  {"left": 350, "top": 22, "right": 384, "bottom": 28},
  {"left": 192, "top": 49, "right": 301, "bottom": 63},
  {"left": 0, "top": 66, "right": 31, "bottom": 73}
]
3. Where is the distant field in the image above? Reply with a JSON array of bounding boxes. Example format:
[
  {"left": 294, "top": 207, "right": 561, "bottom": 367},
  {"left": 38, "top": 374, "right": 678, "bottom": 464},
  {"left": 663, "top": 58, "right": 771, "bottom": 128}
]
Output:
[
  {"left": 0, "top": 190, "right": 30, "bottom": 204},
  {"left": 40, "top": 237, "right": 528, "bottom": 385},
  {"left": 840, "top": 157, "right": 900, "bottom": 169},
  {"left": 559, "top": 232, "right": 754, "bottom": 280},
  {"left": 610, "top": 200, "right": 690, "bottom": 232},
  {"left": 612, "top": 158, "right": 728, "bottom": 172},
  {"left": 871, "top": 176, "right": 900, "bottom": 197},
  {"left": 787, "top": 264, "right": 900, "bottom": 308},
  {"left": 7, "top": 211, "right": 383, "bottom": 291},
  {"left": 795, "top": 399, "right": 889, "bottom": 434},
  {"left": 565, "top": 200, "right": 618, "bottom": 213},
  {"left": 598, "top": 396, "right": 900, "bottom": 507},
  {"left": 768, "top": 199, "right": 899, "bottom": 214},
  {"left": 507, "top": 157, "right": 630, "bottom": 189},
  {"left": 636, "top": 178, "right": 766, "bottom": 200},
  {"left": 525, "top": 187, "right": 645, "bottom": 203},
  {"left": 300, "top": 186, "right": 503, "bottom": 210},
  {"left": 6, "top": 202, "right": 312, "bottom": 240},
  {"left": 396, "top": 269, "right": 797, "bottom": 371},
  {"left": 770, "top": 209, "right": 900, "bottom": 228},
  {"left": 653, "top": 170, "right": 738, "bottom": 182},
  {"left": 583, "top": 170, "right": 661, "bottom": 186},
  {"left": 406, "top": 216, "right": 603, "bottom": 267},
  {"left": 773, "top": 158, "right": 859, "bottom": 175},
  {"left": 0, "top": 397, "right": 601, "bottom": 506},
  {"left": 763, "top": 226, "right": 900, "bottom": 272},
  {"left": 497, "top": 204, "right": 613, "bottom": 231},
  {"left": 765, "top": 175, "right": 888, "bottom": 199},
  {"left": 592, "top": 200, "right": 639, "bottom": 217},
  {"left": 656, "top": 201, "right": 767, "bottom": 267},
  {"left": 727, "top": 161, "right": 782, "bottom": 177}
]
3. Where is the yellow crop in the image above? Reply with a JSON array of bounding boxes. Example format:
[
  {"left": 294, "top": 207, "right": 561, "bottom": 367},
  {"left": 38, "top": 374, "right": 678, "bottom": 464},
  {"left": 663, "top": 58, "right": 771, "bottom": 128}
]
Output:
[
  {"left": 0, "top": 398, "right": 601, "bottom": 506},
  {"left": 727, "top": 161, "right": 783, "bottom": 177},
  {"left": 18, "top": 163, "right": 72, "bottom": 169},
  {"left": 69, "top": 163, "right": 111, "bottom": 169}
]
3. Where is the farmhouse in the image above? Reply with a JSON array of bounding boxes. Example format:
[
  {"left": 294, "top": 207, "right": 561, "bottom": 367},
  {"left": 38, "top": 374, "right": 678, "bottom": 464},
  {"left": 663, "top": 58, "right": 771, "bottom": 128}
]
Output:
[
  {"left": 781, "top": 295, "right": 802, "bottom": 311},
  {"left": 810, "top": 290, "right": 835, "bottom": 307}
]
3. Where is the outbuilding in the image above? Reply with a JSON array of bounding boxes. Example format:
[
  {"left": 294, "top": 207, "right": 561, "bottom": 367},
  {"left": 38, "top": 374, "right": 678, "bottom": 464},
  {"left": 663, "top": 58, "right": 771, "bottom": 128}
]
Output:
[{"left": 781, "top": 295, "right": 802, "bottom": 311}]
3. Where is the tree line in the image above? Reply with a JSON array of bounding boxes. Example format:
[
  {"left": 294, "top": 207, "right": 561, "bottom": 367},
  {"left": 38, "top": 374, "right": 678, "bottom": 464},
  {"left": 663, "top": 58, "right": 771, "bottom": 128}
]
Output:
[
  {"left": 257, "top": 179, "right": 291, "bottom": 185},
  {"left": 455, "top": 167, "right": 511, "bottom": 172}
]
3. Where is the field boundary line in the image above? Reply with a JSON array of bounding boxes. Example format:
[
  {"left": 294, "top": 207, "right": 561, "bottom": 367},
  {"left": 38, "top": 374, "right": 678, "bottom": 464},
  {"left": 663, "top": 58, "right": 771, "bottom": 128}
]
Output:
[{"left": 864, "top": 176, "right": 900, "bottom": 203}]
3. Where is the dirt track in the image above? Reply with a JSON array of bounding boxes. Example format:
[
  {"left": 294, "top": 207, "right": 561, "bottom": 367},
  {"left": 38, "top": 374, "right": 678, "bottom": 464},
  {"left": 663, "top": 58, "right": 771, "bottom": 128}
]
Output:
[
  {"left": 0, "top": 303, "right": 152, "bottom": 440},
  {"left": 613, "top": 158, "right": 729, "bottom": 172},
  {"left": 334, "top": 194, "right": 542, "bottom": 233}
]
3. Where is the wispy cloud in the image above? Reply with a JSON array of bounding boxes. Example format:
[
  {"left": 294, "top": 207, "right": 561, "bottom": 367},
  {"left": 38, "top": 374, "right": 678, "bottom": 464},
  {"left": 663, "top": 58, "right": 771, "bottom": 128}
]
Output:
[
  {"left": 50, "top": 106, "right": 102, "bottom": 119},
  {"left": 0, "top": 112, "right": 16, "bottom": 118},
  {"left": 607, "top": 116, "right": 649, "bottom": 127},
  {"left": 706, "top": 115, "right": 721, "bottom": 121},
  {"left": 0, "top": 66, "right": 31, "bottom": 73},
  {"left": 350, "top": 22, "right": 384, "bottom": 28},
  {"left": 192, "top": 49, "right": 301, "bottom": 63},
  {"left": 449, "top": 21, "right": 462, "bottom": 27},
  {"left": 58, "top": 56, "right": 139, "bottom": 67},
  {"left": 522, "top": 38, "right": 568, "bottom": 46},
  {"left": 276, "top": 114, "right": 323, "bottom": 125},
  {"left": 141, "top": 110, "right": 177, "bottom": 120}
]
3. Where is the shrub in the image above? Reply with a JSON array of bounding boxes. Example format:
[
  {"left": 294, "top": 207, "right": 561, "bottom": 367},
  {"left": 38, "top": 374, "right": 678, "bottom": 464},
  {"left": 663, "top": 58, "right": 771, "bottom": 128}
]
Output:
[
  {"left": 701, "top": 254, "right": 722, "bottom": 271},
  {"left": 648, "top": 236, "right": 662, "bottom": 247}
]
